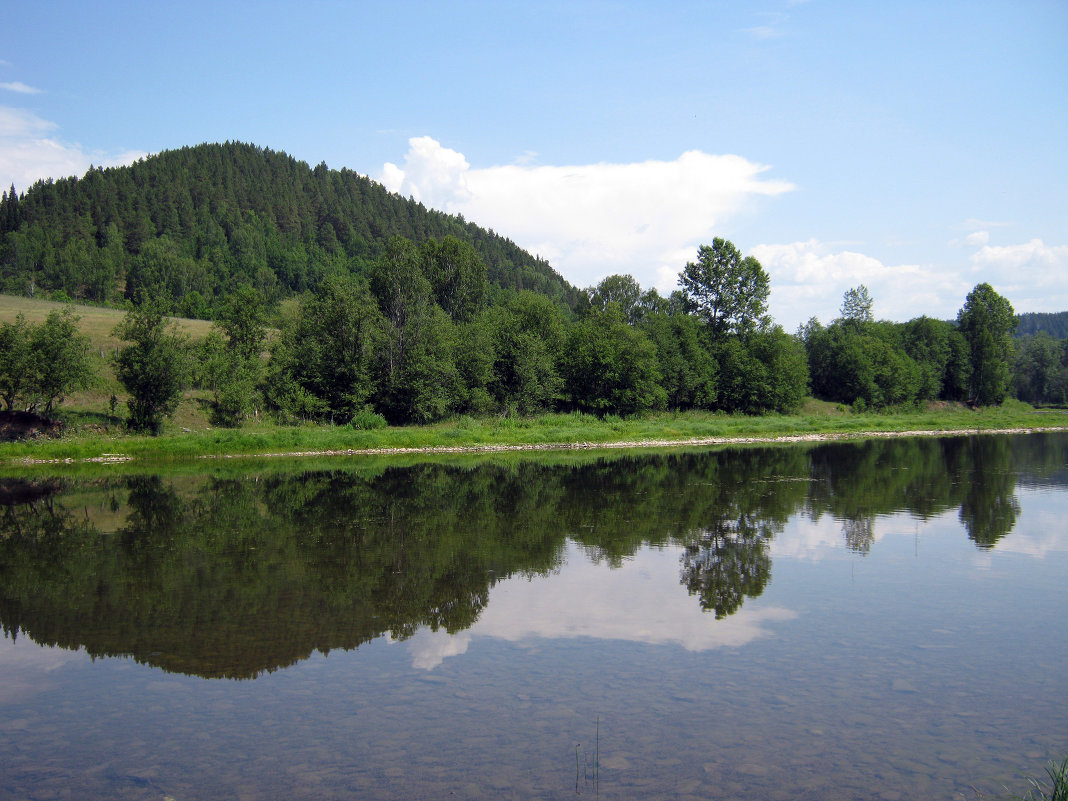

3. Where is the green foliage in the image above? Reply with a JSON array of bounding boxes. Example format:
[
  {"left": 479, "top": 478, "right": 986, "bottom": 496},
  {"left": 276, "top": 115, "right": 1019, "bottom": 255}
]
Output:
[
  {"left": 958, "top": 283, "right": 1016, "bottom": 406},
  {"left": 0, "top": 310, "right": 94, "bottom": 414},
  {"left": 1015, "top": 311, "right": 1068, "bottom": 340},
  {"left": 805, "top": 316, "right": 927, "bottom": 409},
  {"left": 712, "top": 329, "right": 808, "bottom": 415},
  {"left": 265, "top": 274, "right": 381, "bottom": 423},
  {"left": 564, "top": 304, "right": 666, "bottom": 415},
  {"left": 1014, "top": 333, "right": 1068, "bottom": 405},
  {"left": 215, "top": 284, "right": 267, "bottom": 361},
  {"left": 378, "top": 305, "right": 461, "bottom": 424},
  {"left": 642, "top": 312, "right": 717, "bottom": 410},
  {"left": 746, "top": 326, "right": 809, "bottom": 414},
  {"left": 453, "top": 315, "right": 497, "bottom": 415},
  {"left": 190, "top": 284, "right": 269, "bottom": 427},
  {"left": 901, "top": 316, "right": 954, "bottom": 400},
  {"left": 678, "top": 238, "right": 770, "bottom": 337},
  {"left": 419, "top": 235, "right": 488, "bottom": 322},
  {"left": 371, "top": 239, "right": 462, "bottom": 423},
  {"left": 840, "top": 284, "right": 874, "bottom": 325},
  {"left": 349, "top": 409, "right": 388, "bottom": 430},
  {"left": 585, "top": 274, "right": 645, "bottom": 324},
  {"left": 0, "top": 314, "right": 33, "bottom": 411},
  {"left": 0, "top": 142, "right": 580, "bottom": 315},
  {"left": 483, "top": 291, "right": 567, "bottom": 415},
  {"left": 113, "top": 302, "right": 191, "bottom": 434},
  {"left": 28, "top": 309, "right": 96, "bottom": 414}
]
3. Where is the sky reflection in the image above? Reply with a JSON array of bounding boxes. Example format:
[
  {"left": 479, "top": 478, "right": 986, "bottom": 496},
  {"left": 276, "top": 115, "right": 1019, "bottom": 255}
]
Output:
[{"left": 402, "top": 541, "right": 797, "bottom": 670}]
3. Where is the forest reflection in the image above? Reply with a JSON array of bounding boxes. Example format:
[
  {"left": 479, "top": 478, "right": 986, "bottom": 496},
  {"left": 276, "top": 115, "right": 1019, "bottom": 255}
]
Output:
[{"left": 0, "top": 433, "right": 1062, "bottom": 679}]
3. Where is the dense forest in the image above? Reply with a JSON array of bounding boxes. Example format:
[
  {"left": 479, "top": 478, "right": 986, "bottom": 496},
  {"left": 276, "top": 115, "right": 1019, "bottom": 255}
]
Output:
[
  {"left": 0, "top": 142, "right": 1065, "bottom": 428},
  {"left": 1015, "top": 311, "right": 1068, "bottom": 339},
  {"left": 0, "top": 142, "right": 579, "bottom": 313}
]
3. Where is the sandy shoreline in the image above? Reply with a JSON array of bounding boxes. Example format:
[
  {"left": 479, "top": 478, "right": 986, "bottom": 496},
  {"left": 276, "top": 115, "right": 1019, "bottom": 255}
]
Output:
[
  {"left": 182, "top": 425, "right": 1068, "bottom": 463},
  {"left": 16, "top": 425, "right": 1066, "bottom": 464}
]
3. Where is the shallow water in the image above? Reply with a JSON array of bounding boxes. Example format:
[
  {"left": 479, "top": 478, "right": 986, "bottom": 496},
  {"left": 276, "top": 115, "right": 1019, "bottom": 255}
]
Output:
[{"left": 0, "top": 433, "right": 1065, "bottom": 800}]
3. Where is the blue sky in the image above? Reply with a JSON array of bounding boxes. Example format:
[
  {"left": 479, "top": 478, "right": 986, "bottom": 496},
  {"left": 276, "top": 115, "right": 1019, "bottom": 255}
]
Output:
[{"left": 2, "top": 1, "right": 1065, "bottom": 329}]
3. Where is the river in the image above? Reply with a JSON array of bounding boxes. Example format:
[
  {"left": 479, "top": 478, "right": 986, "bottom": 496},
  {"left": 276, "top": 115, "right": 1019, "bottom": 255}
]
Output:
[{"left": 0, "top": 432, "right": 1065, "bottom": 800}]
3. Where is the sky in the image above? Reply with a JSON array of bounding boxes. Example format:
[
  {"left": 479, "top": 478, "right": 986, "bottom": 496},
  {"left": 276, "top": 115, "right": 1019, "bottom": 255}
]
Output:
[{"left": 1, "top": 0, "right": 1065, "bottom": 330}]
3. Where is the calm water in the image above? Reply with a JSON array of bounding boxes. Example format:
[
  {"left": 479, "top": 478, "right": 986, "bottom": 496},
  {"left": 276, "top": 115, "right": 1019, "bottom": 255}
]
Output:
[{"left": 0, "top": 433, "right": 1066, "bottom": 800}]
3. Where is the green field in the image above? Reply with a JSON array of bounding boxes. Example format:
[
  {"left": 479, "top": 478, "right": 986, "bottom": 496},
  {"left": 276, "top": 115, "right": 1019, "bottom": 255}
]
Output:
[
  {"left": 0, "top": 294, "right": 219, "bottom": 430},
  {"left": 3, "top": 398, "right": 1065, "bottom": 467}
]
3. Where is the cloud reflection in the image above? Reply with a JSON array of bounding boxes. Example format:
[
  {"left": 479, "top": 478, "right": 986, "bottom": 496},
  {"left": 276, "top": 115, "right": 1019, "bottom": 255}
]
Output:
[
  {"left": 0, "top": 635, "right": 87, "bottom": 704},
  {"left": 404, "top": 542, "right": 797, "bottom": 670}
]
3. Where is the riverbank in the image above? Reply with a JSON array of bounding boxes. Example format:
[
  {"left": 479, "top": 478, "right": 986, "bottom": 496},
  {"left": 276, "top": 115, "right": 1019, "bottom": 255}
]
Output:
[{"left": 3, "top": 402, "right": 1066, "bottom": 466}]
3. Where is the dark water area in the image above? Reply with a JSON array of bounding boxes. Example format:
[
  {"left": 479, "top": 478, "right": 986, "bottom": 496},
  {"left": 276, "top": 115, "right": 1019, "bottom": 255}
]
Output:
[{"left": 0, "top": 433, "right": 1066, "bottom": 800}]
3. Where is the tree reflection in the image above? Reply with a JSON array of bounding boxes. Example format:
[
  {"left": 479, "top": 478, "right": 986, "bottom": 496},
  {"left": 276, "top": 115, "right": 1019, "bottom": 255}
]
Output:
[
  {"left": 681, "top": 520, "right": 772, "bottom": 619},
  {"left": 0, "top": 432, "right": 1049, "bottom": 678},
  {"left": 957, "top": 437, "right": 1020, "bottom": 549},
  {"left": 842, "top": 515, "right": 876, "bottom": 555}
]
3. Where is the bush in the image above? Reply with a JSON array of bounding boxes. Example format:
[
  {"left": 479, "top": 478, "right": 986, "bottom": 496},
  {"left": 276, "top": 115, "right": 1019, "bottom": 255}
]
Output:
[{"left": 349, "top": 409, "right": 388, "bottom": 430}]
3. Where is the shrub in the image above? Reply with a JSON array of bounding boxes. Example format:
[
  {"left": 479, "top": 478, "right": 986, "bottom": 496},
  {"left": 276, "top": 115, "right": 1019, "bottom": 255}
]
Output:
[{"left": 350, "top": 409, "right": 388, "bottom": 430}]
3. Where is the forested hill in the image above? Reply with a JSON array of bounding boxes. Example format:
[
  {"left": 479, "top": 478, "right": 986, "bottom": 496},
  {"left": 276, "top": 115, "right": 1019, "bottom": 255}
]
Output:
[
  {"left": 1015, "top": 311, "right": 1068, "bottom": 339},
  {"left": 0, "top": 142, "right": 580, "bottom": 316}
]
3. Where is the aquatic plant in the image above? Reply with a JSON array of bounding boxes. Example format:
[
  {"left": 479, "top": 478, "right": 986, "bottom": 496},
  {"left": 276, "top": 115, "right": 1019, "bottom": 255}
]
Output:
[{"left": 1012, "top": 757, "right": 1068, "bottom": 801}]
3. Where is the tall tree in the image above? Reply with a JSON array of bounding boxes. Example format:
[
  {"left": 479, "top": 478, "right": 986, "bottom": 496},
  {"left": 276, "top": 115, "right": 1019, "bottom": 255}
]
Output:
[
  {"left": 113, "top": 302, "right": 190, "bottom": 434},
  {"left": 585, "top": 274, "right": 644, "bottom": 324},
  {"left": 564, "top": 305, "right": 666, "bottom": 415},
  {"left": 957, "top": 283, "right": 1015, "bottom": 406},
  {"left": 0, "top": 314, "right": 33, "bottom": 411},
  {"left": 419, "top": 235, "right": 488, "bottom": 322},
  {"left": 215, "top": 283, "right": 267, "bottom": 361},
  {"left": 840, "top": 285, "right": 874, "bottom": 326},
  {"left": 265, "top": 274, "right": 381, "bottom": 423},
  {"left": 678, "top": 239, "right": 769, "bottom": 337},
  {"left": 28, "top": 309, "right": 95, "bottom": 415}
]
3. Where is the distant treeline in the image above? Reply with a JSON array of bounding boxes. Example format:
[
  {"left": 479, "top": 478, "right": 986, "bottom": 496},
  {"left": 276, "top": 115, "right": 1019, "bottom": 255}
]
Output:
[
  {"left": 0, "top": 142, "right": 580, "bottom": 314},
  {"left": 1015, "top": 311, "right": 1068, "bottom": 339}
]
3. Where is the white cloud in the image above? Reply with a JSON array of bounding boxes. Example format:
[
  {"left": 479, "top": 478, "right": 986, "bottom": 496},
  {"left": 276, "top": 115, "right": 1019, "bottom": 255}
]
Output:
[
  {"left": 754, "top": 236, "right": 1068, "bottom": 329},
  {"left": 752, "top": 238, "right": 970, "bottom": 329},
  {"left": 0, "top": 105, "right": 146, "bottom": 192},
  {"left": 380, "top": 136, "right": 794, "bottom": 292},
  {"left": 963, "top": 230, "right": 989, "bottom": 247},
  {"left": 968, "top": 239, "right": 1068, "bottom": 313},
  {"left": 961, "top": 218, "right": 1010, "bottom": 230},
  {"left": 0, "top": 81, "right": 42, "bottom": 95}
]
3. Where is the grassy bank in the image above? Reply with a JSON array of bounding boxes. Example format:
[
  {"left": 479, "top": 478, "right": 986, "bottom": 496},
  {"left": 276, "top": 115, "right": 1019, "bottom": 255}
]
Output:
[{"left": 3, "top": 399, "right": 1066, "bottom": 466}]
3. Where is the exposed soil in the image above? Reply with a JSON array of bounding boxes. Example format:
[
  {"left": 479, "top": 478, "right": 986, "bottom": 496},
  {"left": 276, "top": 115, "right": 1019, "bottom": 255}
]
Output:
[
  {"left": 0, "top": 411, "right": 64, "bottom": 442},
  {"left": 0, "top": 477, "right": 63, "bottom": 504}
]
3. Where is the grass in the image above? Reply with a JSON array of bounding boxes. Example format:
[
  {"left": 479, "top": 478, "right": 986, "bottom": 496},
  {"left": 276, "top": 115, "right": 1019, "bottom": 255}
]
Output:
[
  {"left": 0, "top": 293, "right": 214, "bottom": 346},
  {"left": 978, "top": 757, "right": 1068, "bottom": 801},
  {"left": 3, "top": 401, "right": 1065, "bottom": 467}
]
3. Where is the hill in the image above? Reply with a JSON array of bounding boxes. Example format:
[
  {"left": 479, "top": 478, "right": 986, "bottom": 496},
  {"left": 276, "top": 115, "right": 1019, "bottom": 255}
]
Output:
[
  {"left": 1015, "top": 311, "right": 1068, "bottom": 339},
  {"left": 0, "top": 142, "right": 580, "bottom": 316}
]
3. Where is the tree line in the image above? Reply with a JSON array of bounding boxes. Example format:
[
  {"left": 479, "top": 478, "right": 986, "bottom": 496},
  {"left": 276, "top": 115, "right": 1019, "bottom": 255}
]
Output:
[
  {"left": 104, "top": 235, "right": 815, "bottom": 432},
  {"left": 1, "top": 230, "right": 1041, "bottom": 434}
]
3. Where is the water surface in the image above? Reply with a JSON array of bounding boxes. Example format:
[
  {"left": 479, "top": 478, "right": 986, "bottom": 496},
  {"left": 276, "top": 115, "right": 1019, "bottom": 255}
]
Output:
[{"left": 1, "top": 433, "right": 1065, "bottom": 800}]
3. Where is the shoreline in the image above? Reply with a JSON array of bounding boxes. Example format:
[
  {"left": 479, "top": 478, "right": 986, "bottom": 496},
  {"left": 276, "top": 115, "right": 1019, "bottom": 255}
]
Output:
[{"left": 28, "top": 424, "right": 1068, "bottom": 465}]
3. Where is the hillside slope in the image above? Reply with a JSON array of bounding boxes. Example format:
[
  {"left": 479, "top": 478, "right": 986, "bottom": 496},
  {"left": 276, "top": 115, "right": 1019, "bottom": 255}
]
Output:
[{"left": 0, "top": 142, "right": 579, "bottom": 315}]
